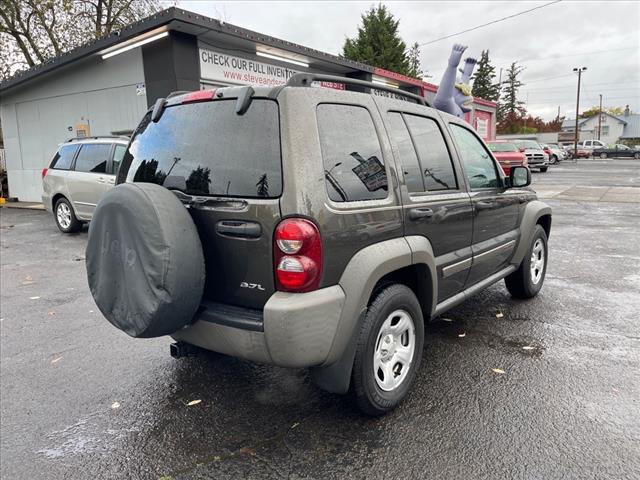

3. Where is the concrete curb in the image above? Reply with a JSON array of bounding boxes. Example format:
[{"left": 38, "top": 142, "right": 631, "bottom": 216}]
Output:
[{"left": 1, "top": 202, "right": 46, "bottom": 210}]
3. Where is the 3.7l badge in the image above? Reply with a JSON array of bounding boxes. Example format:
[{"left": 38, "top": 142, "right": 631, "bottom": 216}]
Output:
[{"left": 240, "top": 282, "right": 265, "bottom": 291}]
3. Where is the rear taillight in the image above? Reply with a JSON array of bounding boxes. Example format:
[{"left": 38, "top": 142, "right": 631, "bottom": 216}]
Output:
[
  {"left": 181, "top": 89, "right": 216, "bottom": 104},
  {"left": 41, "top": 168, "right": 48, "bottom": 178},
  {"left": 274, "top": 218, "right": 322, "bottom": 293}
]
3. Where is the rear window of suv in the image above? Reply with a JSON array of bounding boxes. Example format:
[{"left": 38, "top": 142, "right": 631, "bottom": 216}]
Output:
[{"left": 120, "top": 99, "right": 281, "bottom": 198}]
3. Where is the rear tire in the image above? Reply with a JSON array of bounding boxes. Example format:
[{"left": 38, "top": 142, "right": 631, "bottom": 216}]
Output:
[
  {"left": 505, "top": 225, "right": 548, "bottom": 299},
  {"left": 54, "top": 197, "right": 82, "bottom": 233},
  {"left": 634, "top": 152, "right": 640, "bottom": 159},
  {"left": 600, "top": 152, "right": 607, "bottom": 159},
  {"left": 351, "top": 284, "right": 424, "bottom": 416}
]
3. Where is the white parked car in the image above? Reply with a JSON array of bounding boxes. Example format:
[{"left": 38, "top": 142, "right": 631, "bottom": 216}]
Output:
[
  {"left": 41, "top": 136, "right": 128, "bottom": 233},
  {"left": 578, "top": 139, "right": 607, "bottom": 151},
  {"left": 544, "top": 143, "right": 567, "bottom": 164}
]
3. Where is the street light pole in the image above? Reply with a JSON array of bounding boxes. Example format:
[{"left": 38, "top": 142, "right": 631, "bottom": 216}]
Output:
[
  {"left": 573, "top": 67, "right": 587, "bottom": 161},
  {"left": 598, "top": 94, "right": 603, "bottom": 141}
]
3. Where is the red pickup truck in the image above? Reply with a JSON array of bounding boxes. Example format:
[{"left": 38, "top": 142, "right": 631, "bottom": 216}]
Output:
[{"left": 486, "top": 140, "right": 528, "bottom": 175}]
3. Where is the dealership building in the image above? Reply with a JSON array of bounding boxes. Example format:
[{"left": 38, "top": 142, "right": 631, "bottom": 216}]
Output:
[{"left": 0, "top": 7, "right": 497, "bottom": 202}]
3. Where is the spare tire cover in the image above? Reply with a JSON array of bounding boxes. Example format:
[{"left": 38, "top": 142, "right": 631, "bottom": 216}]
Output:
[{"left": 86, "top": 183, "right": 205, "bottom": 338}]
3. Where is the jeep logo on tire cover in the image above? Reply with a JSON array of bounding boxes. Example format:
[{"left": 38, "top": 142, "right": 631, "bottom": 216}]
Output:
[{"left": 101, "top": 230, "right": 137, "bottom": 268}]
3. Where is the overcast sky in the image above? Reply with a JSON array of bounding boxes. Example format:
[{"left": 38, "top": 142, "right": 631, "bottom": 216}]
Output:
[{"left": 175, "top": 0, "right": 639, "bottom": 121}]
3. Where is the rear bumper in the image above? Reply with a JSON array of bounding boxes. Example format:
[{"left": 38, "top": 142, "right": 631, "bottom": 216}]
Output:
[
  {"left": 42, "top": 193, "right": 52, "bottom": 213},
  {"left": 172, "top": 285, "right": 346, "bottom": 368}
]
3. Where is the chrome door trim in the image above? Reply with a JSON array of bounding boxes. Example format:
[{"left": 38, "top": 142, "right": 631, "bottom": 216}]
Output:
[
  {"left": 442, "top": 257, "right": 472, "bottom": 278},
  {"left": 474, "top": 240, "right": 516, "bottom": 263}
]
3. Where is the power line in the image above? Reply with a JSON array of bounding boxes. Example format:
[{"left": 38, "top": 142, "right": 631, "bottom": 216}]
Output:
[{"left": 419, "top": 0, "right": 562, "bottom": 46}]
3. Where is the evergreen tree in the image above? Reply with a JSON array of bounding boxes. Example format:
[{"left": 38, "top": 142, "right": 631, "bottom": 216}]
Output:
[
  {"left": 498, "top": 62, "right": 526, "bottom": 120},
  {"left": 406, "top": 42, "right": 423, "bottom": 79},
  {"left": 343, "top": 4, "right": 412, "bottom": 76},
  {"left": 471, "top": 50, "right": 500, "bottom": 101}
]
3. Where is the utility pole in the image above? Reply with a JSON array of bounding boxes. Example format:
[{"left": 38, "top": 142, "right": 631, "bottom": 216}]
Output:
[
  {"left": 573, "top": 67, "right": 587, "bottom": 160},
  {"left": 597, "top": 94, "right": 603, "bottom": 140},
  {"left": 557, "top": 105, "right": 560, "bottom": 122}
]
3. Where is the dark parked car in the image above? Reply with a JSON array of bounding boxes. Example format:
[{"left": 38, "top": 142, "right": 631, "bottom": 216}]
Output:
[
  {"left": 595, "top": 144, "right": 640, "bottom": 159},
  {"left": 85, "top": 75, "right": 552, "bottom": 415}
]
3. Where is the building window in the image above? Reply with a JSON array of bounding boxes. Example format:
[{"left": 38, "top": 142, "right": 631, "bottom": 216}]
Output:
[{"left": 601, "top": 125, "right": 610, "bottom": 136}]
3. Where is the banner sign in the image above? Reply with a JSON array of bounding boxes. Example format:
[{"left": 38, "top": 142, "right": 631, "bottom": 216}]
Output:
[{"left": 199, "top": 48, "right": 344, "bottom": 90}]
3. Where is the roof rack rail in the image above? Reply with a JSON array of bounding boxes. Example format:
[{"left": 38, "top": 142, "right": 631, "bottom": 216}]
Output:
[
  {"left": 65, "top": 135, "right": 129, "bottom": 142},
  {"left": 285, "top": 73, "right": 430, "bottom": 107}
]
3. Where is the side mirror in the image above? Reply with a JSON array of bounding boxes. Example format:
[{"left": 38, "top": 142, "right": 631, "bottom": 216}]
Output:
[{"left": 509, "top": 166, "right": 531, "bottom": 188}]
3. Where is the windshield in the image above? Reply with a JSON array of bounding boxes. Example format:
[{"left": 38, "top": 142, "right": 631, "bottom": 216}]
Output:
[
  {"left": 488, "top": 142, "right": 518, "bottom": 152},
  {"left": 120, "top": 99, "right": 282, "bottom": 198},
  {"left": 514, "top": 140, "right": 541, "bottom": 150}
]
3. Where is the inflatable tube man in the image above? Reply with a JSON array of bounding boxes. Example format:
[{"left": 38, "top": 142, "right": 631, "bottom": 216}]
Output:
[{"left": 433, "top": 44, "right": 477, "bottom": 118}]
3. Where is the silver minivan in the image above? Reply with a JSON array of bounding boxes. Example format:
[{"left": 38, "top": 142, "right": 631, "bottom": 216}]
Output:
[{"left": 42, "top": 137, "right": 128, "bottom": 233}]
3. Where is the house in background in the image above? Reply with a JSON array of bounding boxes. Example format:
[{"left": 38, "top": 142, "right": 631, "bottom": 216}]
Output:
[
  {"left": 617, "top": 109, "right": 640, "bottom": 147},
  {"left": 561, "top": 111, "right": 627, "bottom": 145}
]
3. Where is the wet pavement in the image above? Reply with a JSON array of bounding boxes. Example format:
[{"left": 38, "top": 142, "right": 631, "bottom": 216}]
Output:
[{"left": 1, "top": 159, "right": 639, "bottom": 479}]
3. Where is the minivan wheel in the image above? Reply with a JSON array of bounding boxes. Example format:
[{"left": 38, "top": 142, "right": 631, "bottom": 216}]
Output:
[
  {"left": 351, "top": 284, "right": 424, "bottom": 416},
  {"left": 505, "top": 224, "right": 548, "bottom": 299},
  {"left": 54, "top": 197, "right": 82, "bottom": 233}
]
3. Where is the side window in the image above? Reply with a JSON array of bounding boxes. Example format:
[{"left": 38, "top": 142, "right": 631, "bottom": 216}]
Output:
[
  {"left": 403, "top": 114, "right": 457, "bottom": 191},
  {"left": 317, "top": 104, "right": 387, "bottom": 202},
  {"left": 50, "top": 145, "right": 79, "bottom": 170},
  {"left": 449, "top": 124, "right": 499, "bottom": 189},
  {"left": 74, "top": 144, "right": 110, "bottom": 174},
  {"left": 111, "top": 144, "right": 126, "bottom": 175},
  {"left": 386, "top": 112, "right": 424, "bottom": 192}
]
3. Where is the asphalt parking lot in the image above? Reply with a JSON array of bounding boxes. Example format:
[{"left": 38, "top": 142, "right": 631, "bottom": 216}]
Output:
[{"left": 1, "top": 159, "right": 639, "bottom": 480}]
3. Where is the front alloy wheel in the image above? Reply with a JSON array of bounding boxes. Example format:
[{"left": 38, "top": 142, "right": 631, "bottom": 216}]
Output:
[{"left": 505, "top": 224, "right": 548, "bottom": 299}]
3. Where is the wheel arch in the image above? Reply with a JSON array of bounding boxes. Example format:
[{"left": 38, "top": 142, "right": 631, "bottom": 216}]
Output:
[
  {"left": 51, "top": 192, "right": 68, "bottom": 210},
  {"left": 511, "top": 201, "right": 552, "bottom": 267},
  {"left": 311, "top": 236, "right": 436, "bottom": 394}
]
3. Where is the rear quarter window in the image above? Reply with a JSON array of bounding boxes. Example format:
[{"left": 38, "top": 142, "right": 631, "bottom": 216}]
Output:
[
  {"left": 316, "top": 104, "right": 388, "bottom": 202},
  {"left": 50, "top": 144, "right": 79, "bottom": 170},
  {"left": 74, "top": 144, "right": 110, "bottom": 173},
  {"left": 120, "top": 99, "right": 282, "bottom": 198}
]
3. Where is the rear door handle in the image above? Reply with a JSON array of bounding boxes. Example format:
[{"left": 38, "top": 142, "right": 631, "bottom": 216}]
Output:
[
  {"left": 216, "top": 220, "right": 262, "bottom": 238},
  {"left": 475, "top": 201, "right": 494, "bottom": 210},
  {"left": 97, "top": 177, "right": 107, "bottom": 184},
  {"left": 409, "top": 207, "right": 434, "bottom": 220}
]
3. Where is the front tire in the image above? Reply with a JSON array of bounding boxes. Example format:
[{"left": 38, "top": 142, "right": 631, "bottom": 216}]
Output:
[
  {"left": 351, "top": 284, "right": 424, "bottom": 416},
  {"left": 54, "top": 197, "right": 82, "bottom": 233},
  {"left": 600, "top": 152, "right": 607, "bottom": 159},
  {"left": 505, "top": 225, "right": 548, "bottom": 299},
  {"left": 551, "top": 155, "right": 558, "bottom": 164}
]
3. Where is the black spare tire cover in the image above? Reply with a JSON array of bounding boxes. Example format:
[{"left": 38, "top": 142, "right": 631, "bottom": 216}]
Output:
[{"left": 86, "top": 183, "right": 205, "bottom": 338}]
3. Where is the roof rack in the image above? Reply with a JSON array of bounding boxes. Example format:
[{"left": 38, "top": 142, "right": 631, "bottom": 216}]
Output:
[
  {"left": 285, "top": 73, "right": 430, "bottom": 107},
  {"left": 65, "top": 135, "right": 129, "bottom": 142}
]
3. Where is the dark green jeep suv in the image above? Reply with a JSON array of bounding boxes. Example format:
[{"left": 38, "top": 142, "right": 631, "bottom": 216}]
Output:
[{"left": 86, "top": 74, "right": 551, "bottom": 415}]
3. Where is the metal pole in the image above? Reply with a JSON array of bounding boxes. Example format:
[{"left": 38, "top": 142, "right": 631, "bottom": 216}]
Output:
[
  {"left": 573, "top": 68, "right": 585, "bottom": 161},
  {"left": 598, "top": 94, "right": 603, "bottom": 140}
]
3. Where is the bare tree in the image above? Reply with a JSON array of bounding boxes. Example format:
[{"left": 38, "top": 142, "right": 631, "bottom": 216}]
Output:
[{"left": 0, "top": 0, "right": 161, "bottom": 79}]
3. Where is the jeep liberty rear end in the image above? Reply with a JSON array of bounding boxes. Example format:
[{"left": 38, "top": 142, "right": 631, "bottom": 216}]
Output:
[{"left": 87, "top": 76, "right": 551, "bottom": 415}]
